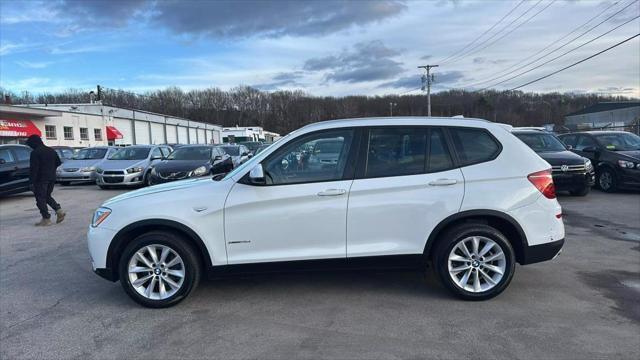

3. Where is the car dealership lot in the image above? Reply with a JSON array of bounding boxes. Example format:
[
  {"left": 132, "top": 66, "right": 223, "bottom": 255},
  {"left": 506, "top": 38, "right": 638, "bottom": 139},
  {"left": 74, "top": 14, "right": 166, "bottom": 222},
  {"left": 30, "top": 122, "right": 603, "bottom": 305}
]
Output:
[{"left": 1, "top": 186, "right": 639, "bottom": 359}]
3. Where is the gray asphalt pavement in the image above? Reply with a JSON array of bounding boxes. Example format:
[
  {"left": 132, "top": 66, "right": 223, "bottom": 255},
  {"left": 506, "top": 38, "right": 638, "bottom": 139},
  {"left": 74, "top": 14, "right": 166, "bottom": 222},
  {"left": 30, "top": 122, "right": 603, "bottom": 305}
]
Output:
[{"left": 1, "top": 184, "right": 639, "bottom": 359}]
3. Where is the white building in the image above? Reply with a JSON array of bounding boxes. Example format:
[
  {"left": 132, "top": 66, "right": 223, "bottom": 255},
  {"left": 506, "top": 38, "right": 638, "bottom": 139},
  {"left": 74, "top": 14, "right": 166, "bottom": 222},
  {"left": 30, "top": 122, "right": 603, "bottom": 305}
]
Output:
[
  {"left": 222, "top": 126, "right": 280, "bottom": 143},
  {"left": 0, "top": 103, "right": 222, "bottom": 147}
]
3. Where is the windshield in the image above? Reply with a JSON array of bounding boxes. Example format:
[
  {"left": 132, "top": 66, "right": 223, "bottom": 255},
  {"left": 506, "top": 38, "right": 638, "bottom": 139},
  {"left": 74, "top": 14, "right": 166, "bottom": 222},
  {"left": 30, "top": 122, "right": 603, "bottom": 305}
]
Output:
[
  {"left": 220, "top": 146, "right": 240, "bottom": 156},
  {"left": 109, "top": 147, "right": 150, "bottom": 160},
  {"left": 167, "top": 147, "right": 211, "bottom": 160},
  {"left": 514, "top": 133, "right": 566, "bottom": 152},
  {"left": 72, "top": 148, "right": 107, "bottom": 160},
  {"left": 240, "top": 142, "right": 261, "bottom": 151},
  {"left": 594, "top": 133, "right": 640, "bottom": 151}
]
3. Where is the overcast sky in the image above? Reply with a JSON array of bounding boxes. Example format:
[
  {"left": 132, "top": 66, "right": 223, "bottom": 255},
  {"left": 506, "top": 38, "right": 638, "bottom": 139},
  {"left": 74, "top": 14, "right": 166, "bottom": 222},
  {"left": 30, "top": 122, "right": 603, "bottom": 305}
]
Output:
[{"left": 1, "top": 0, "right": 638, "bottom": 97}]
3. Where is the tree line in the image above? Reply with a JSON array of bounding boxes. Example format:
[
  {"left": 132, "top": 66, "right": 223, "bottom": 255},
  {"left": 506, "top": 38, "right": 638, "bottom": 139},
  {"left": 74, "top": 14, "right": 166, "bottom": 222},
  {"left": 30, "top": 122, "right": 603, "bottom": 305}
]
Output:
[{"left": 1, "top": 86, "right": 634, "bottom": 135}]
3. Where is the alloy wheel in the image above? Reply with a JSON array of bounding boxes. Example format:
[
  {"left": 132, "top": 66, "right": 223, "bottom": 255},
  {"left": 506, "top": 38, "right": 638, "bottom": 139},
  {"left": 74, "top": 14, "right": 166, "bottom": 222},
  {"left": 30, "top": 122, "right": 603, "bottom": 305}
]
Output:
[
  {"left": 599, "top": 171, "right": 612, "bottom": 190},
  {"left": 447, "top": 236, "right": 506, "bottom": 293},
  {"left": 127, "top": 244, "right": 185, "bottom": 300}
]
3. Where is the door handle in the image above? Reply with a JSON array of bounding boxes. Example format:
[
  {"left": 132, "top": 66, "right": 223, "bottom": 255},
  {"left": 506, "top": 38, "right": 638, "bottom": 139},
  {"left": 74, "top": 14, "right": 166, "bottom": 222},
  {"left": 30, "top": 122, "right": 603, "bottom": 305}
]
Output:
[
  {"left": 317, "top": 189, "right": 346, "bottom": 196},
  {"left": 428, "top": 179, "right": 458, "bottom": 186}
]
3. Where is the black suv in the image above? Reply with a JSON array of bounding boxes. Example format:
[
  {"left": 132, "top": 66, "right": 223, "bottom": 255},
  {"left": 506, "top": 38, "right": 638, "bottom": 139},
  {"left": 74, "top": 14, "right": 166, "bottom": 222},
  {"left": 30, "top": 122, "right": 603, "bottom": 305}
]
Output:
[
  {"left": 558, "top": 131, "right": 640, "bottom": 192},
  {"left": 0, "top": 144, "right": 32, "bottom": 196},
  {"left": 513, "top": 129, "right": 594, "bottom": 196}
]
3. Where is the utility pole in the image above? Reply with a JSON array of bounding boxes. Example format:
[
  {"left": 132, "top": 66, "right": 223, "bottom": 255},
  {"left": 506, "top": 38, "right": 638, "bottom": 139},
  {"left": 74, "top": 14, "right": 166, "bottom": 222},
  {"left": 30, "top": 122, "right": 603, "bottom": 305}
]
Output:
[
  {"left": 418, "top": 65, "right": 438, "bottom": 116},
  {"left": 389, "top": 102, "right": 397, "bottom": 116}
]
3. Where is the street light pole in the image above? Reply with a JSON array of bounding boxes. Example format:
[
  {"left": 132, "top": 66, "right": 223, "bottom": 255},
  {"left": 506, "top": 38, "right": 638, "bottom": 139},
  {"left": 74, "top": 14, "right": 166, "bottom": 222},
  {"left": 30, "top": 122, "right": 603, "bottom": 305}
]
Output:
[
  {"left": 418, "top": 65, "right": 438, "bottom": 116},
  {"left": 389, "top": 102, "right": 397, "bottom": 116}
]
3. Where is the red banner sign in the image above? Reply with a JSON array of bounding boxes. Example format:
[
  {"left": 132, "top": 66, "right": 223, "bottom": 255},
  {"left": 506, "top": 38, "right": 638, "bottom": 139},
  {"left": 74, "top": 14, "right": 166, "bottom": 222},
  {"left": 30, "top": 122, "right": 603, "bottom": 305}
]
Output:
[{"left": 0, "top": 119, "right": 42, "bottom": 137}]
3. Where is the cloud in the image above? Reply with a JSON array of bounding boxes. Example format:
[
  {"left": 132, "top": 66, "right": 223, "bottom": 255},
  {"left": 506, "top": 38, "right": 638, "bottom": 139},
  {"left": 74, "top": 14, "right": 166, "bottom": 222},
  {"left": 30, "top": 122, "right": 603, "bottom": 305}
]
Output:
[
  {"left": 304, "top": 40, "right": 405, "bottom": 83},
  {"left": 379, "top": 71, "right": 465, "bottom": 90},
  {"left": 254, "top": 71, "right": 305, "bottom": 90},
  {"left": 473, "top": 57, "right": 508, "bottom": 65},
  {"left": 420, "top": 55, "right": 433, "bottom": 60},
  {"left": 15, "top": 61, "right": 53, "bottom": 69},
  {"left": 49, "top": 0, "right": 150, "bottom": 28},
  {"left": 39, "top": 0, "right": 406, "bottom": 38}
]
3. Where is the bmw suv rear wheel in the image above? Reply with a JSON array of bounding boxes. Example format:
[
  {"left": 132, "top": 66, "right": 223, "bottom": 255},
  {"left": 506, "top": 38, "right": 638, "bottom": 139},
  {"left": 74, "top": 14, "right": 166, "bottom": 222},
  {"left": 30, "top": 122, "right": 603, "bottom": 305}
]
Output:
[
  {"left": 118, "top": 231, "right": 201, "bottom": 308},
  {"left": 433, "top": 224, "right": 515, "bottom": 300}
]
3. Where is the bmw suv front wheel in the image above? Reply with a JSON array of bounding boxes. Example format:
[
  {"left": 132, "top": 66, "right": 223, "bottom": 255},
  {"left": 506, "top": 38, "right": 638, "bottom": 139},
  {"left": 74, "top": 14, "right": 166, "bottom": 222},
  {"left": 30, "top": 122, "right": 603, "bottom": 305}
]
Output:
[{"left": 118, "top": 231, "right": 202, "bottom": 308}]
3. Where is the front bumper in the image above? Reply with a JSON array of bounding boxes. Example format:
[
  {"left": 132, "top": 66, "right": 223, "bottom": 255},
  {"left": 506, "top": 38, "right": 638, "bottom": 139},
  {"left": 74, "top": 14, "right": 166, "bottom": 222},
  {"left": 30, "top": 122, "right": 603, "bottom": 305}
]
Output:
[
  {"left": 57, "top": 170, "right": 96, "bottom": 182},
  {"left": 87, "top": 225, "right": 118, "bottom": 281},
  {"left": 617, "top": 167, "right": 640, "bottom": 189},
  {"left": 552, "top": 171, "right": 595, "bottom": 191},
  {"left": 96, "top": 171, "right": 144, "bottom": 186},
  {"left": 520, "top": 238, "right": 564, "bottom": 265}
]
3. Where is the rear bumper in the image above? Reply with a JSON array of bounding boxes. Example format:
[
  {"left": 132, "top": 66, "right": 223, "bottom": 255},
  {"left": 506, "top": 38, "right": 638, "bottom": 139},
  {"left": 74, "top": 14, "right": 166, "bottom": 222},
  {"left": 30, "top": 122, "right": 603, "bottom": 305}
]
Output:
[{"left": 521, "top": 238, "right": 564, "bottom": 265}]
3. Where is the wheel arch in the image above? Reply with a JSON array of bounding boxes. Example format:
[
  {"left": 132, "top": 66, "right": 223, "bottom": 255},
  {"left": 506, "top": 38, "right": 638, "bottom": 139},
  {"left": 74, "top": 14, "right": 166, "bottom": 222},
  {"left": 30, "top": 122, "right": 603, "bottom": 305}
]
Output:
[
  {"left": 424, "top": 210, "right": 528, "bottom": 264},
  {"left": 106, "top": 219, "right": 213, "bottom": 280}
]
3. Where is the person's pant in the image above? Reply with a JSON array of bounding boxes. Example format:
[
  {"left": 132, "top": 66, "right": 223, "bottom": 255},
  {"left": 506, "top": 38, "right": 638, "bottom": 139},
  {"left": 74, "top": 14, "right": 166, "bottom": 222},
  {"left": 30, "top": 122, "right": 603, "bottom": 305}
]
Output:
[{"left": 33, "top": 181, "right": 61, "bottom": 219}]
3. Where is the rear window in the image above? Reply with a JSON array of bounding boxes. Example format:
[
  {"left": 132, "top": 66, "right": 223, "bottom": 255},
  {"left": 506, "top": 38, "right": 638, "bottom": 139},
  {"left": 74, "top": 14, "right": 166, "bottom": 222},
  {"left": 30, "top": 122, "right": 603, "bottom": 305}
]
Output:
[{"left": 449, "top": 128, "right": 500, "bottom": 166}]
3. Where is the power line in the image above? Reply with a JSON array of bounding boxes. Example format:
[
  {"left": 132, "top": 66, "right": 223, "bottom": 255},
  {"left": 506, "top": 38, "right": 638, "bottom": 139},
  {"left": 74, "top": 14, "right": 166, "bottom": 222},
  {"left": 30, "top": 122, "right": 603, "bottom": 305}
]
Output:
[
  {"left": 479, "top": 14, "right": 639, "bottom": 90},
  {"left": 465, "top": 0, "right": 636, "bottom": 88},
  {"left": 443, "top": 0, "right": 547, "bottom": 65},
  {"left": 449, "top": 0, "right": 557, "bottom": 65},
  {"left": 438, "top": 0, "right": 526, "bottom": 64},
  {"left": 508, "top": 32, "right": 640, "bottom": 91}
]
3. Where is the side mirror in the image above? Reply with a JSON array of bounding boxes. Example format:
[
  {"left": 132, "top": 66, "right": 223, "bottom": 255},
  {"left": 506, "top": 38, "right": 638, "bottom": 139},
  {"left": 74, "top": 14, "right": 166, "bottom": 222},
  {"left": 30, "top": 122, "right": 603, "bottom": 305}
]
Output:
[
  {"left": 151, "top": 155, "right": 163, "bottom": 160},
  {"left": 565, "top": 144, "right": 573, "bottom": 150},
  {"left": 214, "top": 155, "right": 223, "bottom": 161},
  {"left": 582, "top": 146, "right": 598, "bottom": 153},
  {"left": 249, "top": 164, "right": 265, "bottom": 184}
]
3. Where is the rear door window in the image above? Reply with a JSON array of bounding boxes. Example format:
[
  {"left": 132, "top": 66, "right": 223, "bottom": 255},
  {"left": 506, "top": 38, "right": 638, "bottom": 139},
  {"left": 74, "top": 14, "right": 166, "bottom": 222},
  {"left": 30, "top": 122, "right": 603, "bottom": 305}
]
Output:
[
  {"left": 574, "top": 135, "right": 597, "bottom": 151},
  {"left": 449, "top": 128, "right": 500, "bottom": 166},
  {"left": 428, "top": 128, "right": 453, "bottom": 172},
  {"left": 365, "top": 128, "right": 427, "bottom": 178}
]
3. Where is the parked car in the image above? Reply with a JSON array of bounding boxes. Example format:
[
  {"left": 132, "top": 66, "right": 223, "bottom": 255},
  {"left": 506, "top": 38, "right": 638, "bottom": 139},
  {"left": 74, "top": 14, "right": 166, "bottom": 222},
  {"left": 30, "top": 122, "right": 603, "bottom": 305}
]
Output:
[
  {"left": 0, "top": 144, "right": 32, "bottom": 196},
  {"left": 512, "top": 129, "right": 594, "bottom": 196},
  {"left": 148, "top": 145, "right": 233, "bottom": 185},
  {"left": 88, "top": 117, "right": 565, "bottom": 307},
  {"left": 56, "top": 147, "right": 119, "bottom": 185},
  {"left": 558, "top": 131, "right": 640, "bottom": 192},
  {"left": 238, "top": 141, "right": 263, "bottom": 155},
  {"left": 52, "top": 146, "right": 74, "bottom": 162},
  {"left": 95, "top": 145, "right": 172, "bottom": 189},
  {"left": 254, "top": 143, "right": 272, "bottom": 155},
  {"left": 218, "top": 144, "right": 251, "bottom": 168}
]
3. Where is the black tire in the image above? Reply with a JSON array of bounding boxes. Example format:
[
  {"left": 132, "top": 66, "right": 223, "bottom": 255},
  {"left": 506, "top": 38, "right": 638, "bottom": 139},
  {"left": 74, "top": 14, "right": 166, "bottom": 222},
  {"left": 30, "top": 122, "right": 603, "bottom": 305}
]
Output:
[
  {"left": 569, "top": 185, "right": 590, "bottom": 196},
  {"left": 432, "top": 223, "right": 516, "bottom": 301},
  {"left": 597, "top": 168, "right": 617, "bottom": 193},
  {"left": 118, "top": 231, "right": 201, "bottom": 308}
]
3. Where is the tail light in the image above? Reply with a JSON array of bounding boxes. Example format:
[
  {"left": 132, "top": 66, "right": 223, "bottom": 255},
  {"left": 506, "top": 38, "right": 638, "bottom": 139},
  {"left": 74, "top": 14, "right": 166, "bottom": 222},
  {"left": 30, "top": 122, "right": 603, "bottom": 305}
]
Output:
[{"left": 528, "top": 169, "right": 556, "bottom": 199}]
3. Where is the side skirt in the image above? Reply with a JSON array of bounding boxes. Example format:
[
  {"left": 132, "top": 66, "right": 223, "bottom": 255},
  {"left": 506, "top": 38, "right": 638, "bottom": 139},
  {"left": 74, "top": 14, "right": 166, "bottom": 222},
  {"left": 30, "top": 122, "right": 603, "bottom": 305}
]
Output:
[{"left": 207, "top": 255, "right": 426, "bottom": 279}]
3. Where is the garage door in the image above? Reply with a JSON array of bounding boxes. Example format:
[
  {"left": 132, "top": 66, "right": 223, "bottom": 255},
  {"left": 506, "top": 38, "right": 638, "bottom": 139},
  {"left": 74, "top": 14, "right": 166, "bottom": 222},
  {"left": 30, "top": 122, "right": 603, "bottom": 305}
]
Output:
[
  {"left": 189, "top": 128, "right": 198, "bottom": 144},
  {"left": 114, "top": 118, "right": 133, "bottom": 145},
  {"left": 150, "top": 123, "right": 165, "bottom": 144},
  {"left": 134, "top": 121, "right": 150, "bottom": 145},
  {"left": 197, "top": 129, "right": 206, "bottom": 144},
  {"left": 177, "top": 126, "right": 188, "bottom": 144},
  {"left": 166, "top": 125, "right": 178, "bottom": 143}
]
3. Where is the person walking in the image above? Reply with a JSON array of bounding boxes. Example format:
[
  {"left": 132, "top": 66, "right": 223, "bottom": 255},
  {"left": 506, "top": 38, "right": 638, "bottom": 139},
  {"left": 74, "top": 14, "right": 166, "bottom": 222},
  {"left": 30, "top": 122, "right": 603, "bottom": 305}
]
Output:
[{"left": 25, "top": 135, "right": 66, "bottom": 226}]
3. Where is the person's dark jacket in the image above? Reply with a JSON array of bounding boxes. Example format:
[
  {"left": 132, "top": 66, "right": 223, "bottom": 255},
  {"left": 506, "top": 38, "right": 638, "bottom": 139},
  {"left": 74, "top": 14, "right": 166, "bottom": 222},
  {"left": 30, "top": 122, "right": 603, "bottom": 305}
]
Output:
[{"left": 25, "top": 135, "right": 61, "bottom": 183}]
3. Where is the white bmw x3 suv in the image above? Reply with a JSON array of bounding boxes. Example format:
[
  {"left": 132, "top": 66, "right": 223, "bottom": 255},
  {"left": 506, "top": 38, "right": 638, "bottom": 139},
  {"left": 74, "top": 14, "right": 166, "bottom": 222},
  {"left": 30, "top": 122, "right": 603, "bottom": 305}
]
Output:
[{"left": 88, "top": 117, "right": 564, "bottom": 307}]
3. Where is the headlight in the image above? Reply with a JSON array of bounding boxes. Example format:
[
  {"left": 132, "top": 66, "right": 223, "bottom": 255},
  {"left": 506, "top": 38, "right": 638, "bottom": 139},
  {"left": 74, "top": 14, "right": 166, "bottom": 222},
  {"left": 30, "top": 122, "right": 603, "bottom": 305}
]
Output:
[
  {"left": 126, "top": 167, "right": 143, "bottom": 174},
  {"left": 92, "top": 207, "right": 111, "bottom": 227},
  {"left": 618, "top": 160, "right": 635, "bottom": 168},
  {"left": 189, "top": 166, "right": 207, "bottom": 177},
  {"left": 584, "top": 159, "right": 593, "bottom": 171},
  {"left": 96, "top": 167, "right": 104, "bottom": 174}
]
